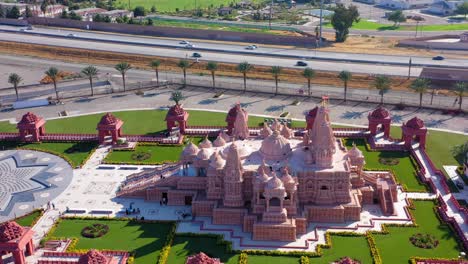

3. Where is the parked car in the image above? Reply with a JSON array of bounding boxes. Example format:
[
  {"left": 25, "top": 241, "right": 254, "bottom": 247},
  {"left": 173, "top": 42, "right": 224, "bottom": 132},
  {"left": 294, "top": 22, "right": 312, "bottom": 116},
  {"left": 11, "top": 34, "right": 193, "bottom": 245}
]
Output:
[
  {"left": 456, "top": 181, "right": 464, "bottom": 190},
  {"left": 179, "top": 40, "right": 190, "bottom": 44},
  {"left": 192, "top": 52, "right": 202, "bottom": 58},
  {"left": 246, "top": 45, "right": 255, "bottom": 50},
  {"left": 432, "top": 56, "right": 444, "bottom": 61},
  {"left": 67, "top": 33, "right": 77, "bottom": 37},
  {"left": 296, "top": 61, "right": 308, "bottom": 66},
  {"left": 185, "top": 44, "right": 195, "bottom": 48}
]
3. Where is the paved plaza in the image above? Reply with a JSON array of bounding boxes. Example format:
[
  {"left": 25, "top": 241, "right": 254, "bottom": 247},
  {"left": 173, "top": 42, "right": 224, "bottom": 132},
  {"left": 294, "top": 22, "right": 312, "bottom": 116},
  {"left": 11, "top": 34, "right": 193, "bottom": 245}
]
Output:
[{"left": 0, "top": 150, "right": 73, "bottom": 223}]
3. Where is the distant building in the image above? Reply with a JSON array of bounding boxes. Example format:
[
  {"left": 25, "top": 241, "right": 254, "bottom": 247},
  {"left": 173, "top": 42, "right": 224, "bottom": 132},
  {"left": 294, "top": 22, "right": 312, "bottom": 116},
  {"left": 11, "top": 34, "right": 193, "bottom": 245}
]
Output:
[
  {"left": 379, "top": 0, "right": 433, "bottom": 9},
  {"left": 419, "top": 67, "right": 468, "bottom": 88},
  {"left": 461, "top": 32, "right": 468, "bottom": 42},
  {"left": 426, "top": 0, "right": 465, "bottom": 15},
  {"left": 31, "top": 4, "right": 67, "bottom": 17},
  {"left": 74, "top": 7, "right": 107, "bottom": 21},
  {"left": 218, "top": 7, "right": 233, "bottom": 16},
  {"left": 100, "top": 9, "right": 133, "bottom": 22}
]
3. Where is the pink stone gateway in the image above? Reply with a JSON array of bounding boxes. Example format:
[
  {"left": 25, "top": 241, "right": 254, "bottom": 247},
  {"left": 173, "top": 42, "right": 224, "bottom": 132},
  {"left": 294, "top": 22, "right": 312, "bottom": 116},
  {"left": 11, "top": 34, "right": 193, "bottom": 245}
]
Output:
[{"left": 120, "top": 100, "right": 400, "bottom": 242}]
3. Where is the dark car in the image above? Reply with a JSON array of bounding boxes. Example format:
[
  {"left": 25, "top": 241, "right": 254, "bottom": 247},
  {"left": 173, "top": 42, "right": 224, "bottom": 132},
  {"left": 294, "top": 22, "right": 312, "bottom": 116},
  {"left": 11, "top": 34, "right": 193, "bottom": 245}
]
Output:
[
  {"left": 432, "top": 56, "right": 445, "bottom": 61},
  {"left": 456, "top": 181, "right": 464, "bottom": 190},
  {"left": 192, "top": 52, "right": 202, "bottom": 58},
  {"left": 296, "top": 61, "right": 308, "bottom": 66}
]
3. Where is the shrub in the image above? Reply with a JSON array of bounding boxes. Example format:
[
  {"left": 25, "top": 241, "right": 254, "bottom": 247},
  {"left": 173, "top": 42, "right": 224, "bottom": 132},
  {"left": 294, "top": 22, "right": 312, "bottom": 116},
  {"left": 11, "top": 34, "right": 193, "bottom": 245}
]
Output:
[
  {"left": 409, "top": 233, "right": 439, "bottom": 249},
  {"left": 239, "top": 252, "right": 248, "bottom": 264},
  {"left": 378, "top": 157, "right": 399, "bottom": 166},
  {"left": 131, "top": 152, "right": 151, "bottom": 161},
  {"left": 81, "top": 223, "right": 109, "bottom": 238}
]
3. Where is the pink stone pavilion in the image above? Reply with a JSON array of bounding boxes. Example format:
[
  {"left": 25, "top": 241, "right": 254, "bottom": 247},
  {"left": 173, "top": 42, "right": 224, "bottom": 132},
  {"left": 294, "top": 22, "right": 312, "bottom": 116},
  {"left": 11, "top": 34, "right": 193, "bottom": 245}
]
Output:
[{"left": 122, "top": 102, "right": 398, "bottom": 242}]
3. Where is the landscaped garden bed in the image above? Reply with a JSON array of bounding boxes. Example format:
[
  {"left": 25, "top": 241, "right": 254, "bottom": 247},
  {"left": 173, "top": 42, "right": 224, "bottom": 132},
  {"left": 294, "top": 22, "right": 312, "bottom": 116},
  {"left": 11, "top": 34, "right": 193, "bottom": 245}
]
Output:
[
  {"left": 81, "top": 223, "right": 109, "bottom": 238},
  {"left": 104, "top": 143, "right": 184, "bottom": 165}
]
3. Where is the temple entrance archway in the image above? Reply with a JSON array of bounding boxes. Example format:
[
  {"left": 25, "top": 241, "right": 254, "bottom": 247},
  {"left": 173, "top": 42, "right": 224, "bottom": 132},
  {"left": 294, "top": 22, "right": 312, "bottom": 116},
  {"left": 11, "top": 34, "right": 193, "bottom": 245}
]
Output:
[
  {"left": 184, "top": 196, "right": 192, "bottom": 205},
  {"left": 269, "top": 197, "right": 281, "bottom": 207}
]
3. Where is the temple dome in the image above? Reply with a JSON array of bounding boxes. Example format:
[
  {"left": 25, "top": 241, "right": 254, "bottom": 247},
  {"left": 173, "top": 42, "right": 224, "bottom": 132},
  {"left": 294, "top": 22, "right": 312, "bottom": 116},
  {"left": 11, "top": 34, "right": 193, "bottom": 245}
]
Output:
[
  {"left": 199, "top": 137, "right": 213, "bottom": 148},
  {"left": 19, "top": 112, "right": 40, "bottom": 124},
  {"left": 209, "top": 151, "right": 225, "bottom": 169},
  {"left": 98, "top": 113, "right": 120, "bottom": 126},
  {"left": 260, "top": 122, "right": 272, "bottom": 138},
  {"left": 266, "top": 173, "right": 285, "bottom": 190},
  {"left": 219, "top": 130, "right": 231, "bottom": 142},
  {"left": 197, "top": 148, "right": 212, "bottom": 160},
  {"left": 222, "top": 141, "right": 252, "bottom": 159},
  {"left": 280, "top": 124, "right": 293, "bottom": 139},
  {"left": 182, "top": 142, "right": 199, "bottom": 157},
  {"left": 281, "top": 167, "right": 295, "bottom": 185},
  {"left": 0, "top": 221, "right": 25, "bottom": 242},
  {"left": 166, "top": 104, "right": 186, "bottom": 117},
  {"left": 370, "top": 107, "right": 390, "bottom": 119},
  {"left": 405, "top": 117, "right": 425, "bottom": 129},
  {"left": 347, "top": 144, "right": 363, "bottom": 158},
  {"left": 259, "top": 130, "right": 292, "bottom": 161},
  {"left": 186, "top": 252, "right": 221, "bottom": 264},
  {"left": 213, "top": 135, "right": 226, "bottom": 147},
  {"left": 78, "top": 249, "right": 108, "bottom": 264},
  {"left": 257, "top": 170, "right": 271, "bottom": 183}
]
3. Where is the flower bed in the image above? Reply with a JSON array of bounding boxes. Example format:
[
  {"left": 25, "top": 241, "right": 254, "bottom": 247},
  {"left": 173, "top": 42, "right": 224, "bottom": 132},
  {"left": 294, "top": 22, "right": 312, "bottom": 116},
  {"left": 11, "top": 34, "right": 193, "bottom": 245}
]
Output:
[
  {"left": 131, "top": 152, "right": 152, "bottom": 161},
  {"left": 378, "top": 157, "right": 400, "bottom": 166},
  {"left": 81, "top": 223, "right": 109, "bottom": 238},
  {"left": 409, "top": 233, "right": 439, "bottom": 249}
]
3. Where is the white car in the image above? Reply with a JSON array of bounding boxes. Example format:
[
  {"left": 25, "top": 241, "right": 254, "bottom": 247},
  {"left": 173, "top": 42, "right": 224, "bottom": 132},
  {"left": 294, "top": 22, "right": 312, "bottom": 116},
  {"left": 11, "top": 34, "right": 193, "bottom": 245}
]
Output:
[
  {"left": 185, "top": 44, "right": 195, "bottom": 48},
  {"left": 180, "top": 40, "right": 190, "bottom": 45},
  {"left": 246, "top": 45, "right": 255, "bottom": 50},
  {"left": 67, "top": 33, "right": 77, "bottom": 37}
]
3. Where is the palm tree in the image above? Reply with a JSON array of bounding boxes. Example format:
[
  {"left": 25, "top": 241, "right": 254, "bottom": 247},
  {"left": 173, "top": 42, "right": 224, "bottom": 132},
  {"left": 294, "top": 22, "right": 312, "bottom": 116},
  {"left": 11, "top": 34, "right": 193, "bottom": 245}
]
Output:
[
  {"left": 237, "top": 61, "right": 253, "bottom": 93},
  {"left": 338, "top": 71, "right": 352, "bottom": 102},
  {"left": 177, "top": 59, "right": 190, "bottom": 87},
  {"left": 373, "top": 75, "right": 391, "bottom": 104},
  {"left": 8, "top": 73, "right": 22, "bottom": 100},
  {"left": 114, "top": 62, "right": 132, "bottom": 92},
  {"left": 150, "top": 59, "right": 161, "bottom": 85},
  {"left": 45, "top": 67, "right": 60, "bottom": 101},
  {"left": 302, "top": 67, "right": 315, "bottom": 97},
  {"left": 206, "top": 61, "right": 218, "bottom": 89},
  {"left": 81, "top": 65, "right": 99, "bottom": 96},
  {"left": 454, "top": 81, "right": 467, "bottom": 111},
  {"left": 410, "top": 78, "right": 430, "bottom": 108},
  {"left": 271, "top": 66, "right": 282, "bottom": 95}
]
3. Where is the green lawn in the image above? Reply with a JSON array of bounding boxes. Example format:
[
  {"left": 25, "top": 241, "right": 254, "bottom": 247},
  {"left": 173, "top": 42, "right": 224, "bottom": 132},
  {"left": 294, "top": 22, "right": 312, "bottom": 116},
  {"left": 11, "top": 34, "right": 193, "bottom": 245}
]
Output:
[
  {"left": 344, "top": 138, "right": 426, "bottom": 191},
  {"left": 104, "top": 144, "right": 184, "bottom": 164},
  {"left": 0, "top": 121, "right": 16, "bottom": 132},
  {"left": 14, "top": 210, "right": 43, "bottom": 227},
  {"left": 325, "top": 20, "right": 468, "bottom": 31},
  {"left": 167, "top": 235, "right": 239, "bottom": 264},
  {"left": 115, "top": 0, "right": 262, "bottom": 12},
  {"left": 0, "top": 141, "right": 97, "bottom": 167},
  {"left": 373, "top": 200, "right": 461, "bottom": 263},
  {"left": 47, "top": 219, "right": 173, "bottom": 264}
]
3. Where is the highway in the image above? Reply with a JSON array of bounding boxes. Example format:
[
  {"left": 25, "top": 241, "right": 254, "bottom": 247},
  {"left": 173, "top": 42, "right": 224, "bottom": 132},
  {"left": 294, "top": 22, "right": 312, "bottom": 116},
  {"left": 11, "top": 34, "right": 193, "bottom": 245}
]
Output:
[{"left": 0, "top": 25, "right": 467, "bottom": 70}]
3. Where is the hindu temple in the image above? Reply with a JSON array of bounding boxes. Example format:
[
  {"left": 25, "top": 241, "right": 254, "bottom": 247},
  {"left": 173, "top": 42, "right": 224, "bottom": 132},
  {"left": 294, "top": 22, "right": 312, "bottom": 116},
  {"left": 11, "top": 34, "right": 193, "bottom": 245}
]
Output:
[{"left": 118, "top": 101, "right": 398, "bottom": 242}]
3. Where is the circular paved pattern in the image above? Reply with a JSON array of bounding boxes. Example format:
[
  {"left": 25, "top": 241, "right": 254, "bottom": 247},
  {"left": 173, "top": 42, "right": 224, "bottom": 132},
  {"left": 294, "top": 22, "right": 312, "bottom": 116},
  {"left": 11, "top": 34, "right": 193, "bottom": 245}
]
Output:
[{"left": 0, "top": 150, "right": 73, "bottom": 223}]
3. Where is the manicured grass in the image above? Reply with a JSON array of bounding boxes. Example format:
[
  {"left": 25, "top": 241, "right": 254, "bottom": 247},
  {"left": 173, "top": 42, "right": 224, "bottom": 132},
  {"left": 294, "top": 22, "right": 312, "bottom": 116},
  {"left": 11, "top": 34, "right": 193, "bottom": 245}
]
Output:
[
  {"left": 344, "top": 138, "right": 426, "bottom": 191},
  {"left": 0, "top": 121, "right": 16, "bottom": 132},
  {"left": 14, "top": 210, "right": 43, "bottom": 227},
  {"left": 167, "top": 235, "right": 239, "bottom": 264},
  {"left": 373, "top": 200, "right": 461, "bottom": 263},
  {"left": 115, "top": 0, "right": 261, "bottom": 12},
  {"left": 48, "top": 219, "right": 173, "bottom": 264},
  {"left": 104, "top": 144, "right": 184, "bottom": 164},
  {"left": 325, "top": 20, "right": 468, "bottom": 31},
  {"left": 0, "top": 141, "right": 97, "bottom": 167}
]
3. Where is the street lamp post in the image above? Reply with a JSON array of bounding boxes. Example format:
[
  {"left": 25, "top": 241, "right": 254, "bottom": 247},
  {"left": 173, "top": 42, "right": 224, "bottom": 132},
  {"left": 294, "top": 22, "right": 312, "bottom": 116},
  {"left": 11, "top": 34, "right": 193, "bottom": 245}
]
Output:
[
  {"left": 269, "top": 0, "right": 273, "bottom": 30},
  {"left": 319, "top": 0, "right": 324, "bottom": 47}
]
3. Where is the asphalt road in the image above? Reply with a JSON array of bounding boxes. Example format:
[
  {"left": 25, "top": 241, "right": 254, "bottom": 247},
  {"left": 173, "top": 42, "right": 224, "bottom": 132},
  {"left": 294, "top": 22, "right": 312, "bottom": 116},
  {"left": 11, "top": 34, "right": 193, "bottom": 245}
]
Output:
[
  {"left": 0, "top": 25, "right": 467, "bottom": 70},
  {"left": 0, "top": 30, "right": 426, "bottom": 77}
]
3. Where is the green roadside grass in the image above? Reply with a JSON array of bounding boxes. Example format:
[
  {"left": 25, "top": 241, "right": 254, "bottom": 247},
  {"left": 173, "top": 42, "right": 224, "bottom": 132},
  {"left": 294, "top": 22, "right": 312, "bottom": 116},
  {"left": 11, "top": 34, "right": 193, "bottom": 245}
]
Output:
[
  {"left": 47, "top": 219, "right": 172, "bottom": 264},
  {"left": 324, "top": 20, "right": 468, "bottom": 31},
  {"left": 14, "top": 210, "right": 43, "bottom": 227},
  {"left": 114, "top": 0, "right": 261, "bottom": 12}
]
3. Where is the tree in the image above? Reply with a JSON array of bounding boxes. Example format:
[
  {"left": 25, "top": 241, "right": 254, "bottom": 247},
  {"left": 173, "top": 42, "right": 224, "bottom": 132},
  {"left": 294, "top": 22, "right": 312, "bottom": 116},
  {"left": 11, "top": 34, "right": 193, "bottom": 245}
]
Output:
[
  {"left": 69, "top": 11, "right": 81, "bottom": 20},
  {"left": 7, "top": 6, "right": 21, "bottom": 19},
  {"left": 40, "top": 1, "right": 48, "bottom": 17},
  {"left": 81, "top": 65, "right": 99, "bottom": 96},
  {"left": 410, "top": 78, "right": 430, "bottom": 107},
  {"left": 60, "top": 10, "right": 68, "bottom": 19},
  {"left": 387, "top": 10, "right": 406, "bottom": 26},
  {"left": 45, "top": 67, "right": 60, "bottom": 101},
  {"left": 271, "top": 66, "right": 282, "bottom": 95},
  {"left": 103, "top": 15, "right": 111, "bottom": 23},
  {"left": 93, "top": 14, "right": 103, "bottom": 22},
  {"left": 146, "top": 17, "right": 153, "bottom": 25},
  {"left": 331, "top": 4, "right": 360, "bottom": 42},
  {"left": 25, "top": 6, "right": 33, "bottom": 18},
  {"left": 150, "top": 59, "right": 161, "bottom": 85},
  {"left": 338, "top": 71, "right": 352, "bottom": 102},
  {"left": 454, "top": 81, "right": 467, "bottom": 111},
  {"left": 177, "top": 59, "right": 190, "bottom": 87},
  {"left": 170, "top": 91, "right": 184, "bottom": 105},
  {"left": 373, "top": 75, "right": 391, "bottom": 104},
  {"left": 133, "top": 6, "right": 146, "bottom": 17},
  {"left": 456, "top": 1, "right": 468, "bottom": 19},
  {"left": 8, "top": 73, "right": 22, "bottom": 100},
  {"left": 151, "top": 5, "right": 156, "bottom": 13},
  {"left": 451, "top": 141, "right": 468, "bottom": 164},
  {"left": 206, "top": 61, "right": 218, "bottom": 89},
  {"left": 114, "top": 62, "right": 132, "bottom": 92},
  {"left": 302, "top": 67, "right": 315, "bottom": 97},
  {"left": 237, "top": 62, "right": 253, "bottom": 93}
]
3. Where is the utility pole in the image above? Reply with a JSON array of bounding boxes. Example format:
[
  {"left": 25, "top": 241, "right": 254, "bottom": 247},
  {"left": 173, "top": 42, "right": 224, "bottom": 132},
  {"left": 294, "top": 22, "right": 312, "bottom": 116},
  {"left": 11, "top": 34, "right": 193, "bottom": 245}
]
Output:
[
  {"left": 269, "top": 0, "right": 273, "bottom": 30},
  {"left": 319, "top": 0, "right": 324, "bottom": 47},
  {"left": 415, "top": 21, "right": 419, "bottom": 37},
  {"left": 408, "top": 57, "right": 412, "bottom": 79}
]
